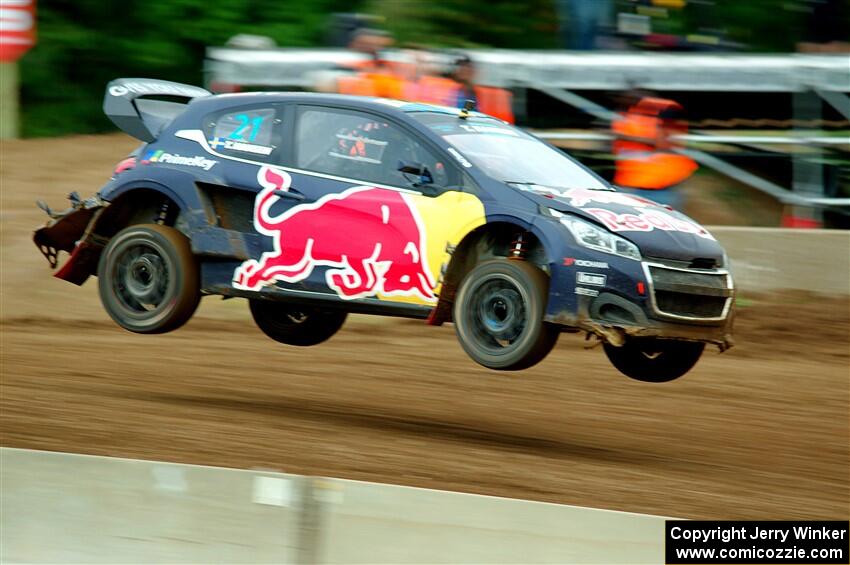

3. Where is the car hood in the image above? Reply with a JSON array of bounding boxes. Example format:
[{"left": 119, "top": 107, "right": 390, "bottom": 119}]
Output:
[{"left": 515, "top": 185, "right": 725, "bottom": 264}]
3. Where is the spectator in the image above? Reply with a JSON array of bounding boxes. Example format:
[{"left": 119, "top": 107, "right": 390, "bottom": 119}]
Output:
[
  {"left": 611, "top": 92, "right": 697, "bottom": 209},
  {"left": 557, "top": 0, "right": 615, "bottom": 50},
  {"left": 347, "top": 28, "right": 395, "bottom": 72},
  {"left": 450, "top": 55, "right": 477, "bottom": 109}
]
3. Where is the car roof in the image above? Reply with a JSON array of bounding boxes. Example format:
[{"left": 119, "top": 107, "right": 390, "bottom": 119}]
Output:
[{"left": 189, "top": 91, "right": 489, "bottom": 119}]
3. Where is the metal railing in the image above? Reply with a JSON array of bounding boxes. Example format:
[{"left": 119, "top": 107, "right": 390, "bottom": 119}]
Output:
[{"left": 535, "top": 130, "right": 850, "bottom": 208}]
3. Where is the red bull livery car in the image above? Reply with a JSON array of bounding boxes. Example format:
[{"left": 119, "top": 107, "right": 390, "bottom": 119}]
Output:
[{"left": 34, "top": 78, "right": 735, "bottom": 381}]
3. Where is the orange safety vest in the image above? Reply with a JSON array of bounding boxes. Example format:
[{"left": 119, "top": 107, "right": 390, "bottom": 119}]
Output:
[
  {"left": 335, "top": 71, "right": 515, "bottom": 124},
  {"left": 413, "top": 78, "right": 515, "bottom": 123},
  {"left": 475, "top": 86, "right": 514, "bottom": 123},
  {"left": 416, "top": 76, "right": 460, "bottom": 106},
  {"left": 612, "top": 98, "right": 696, "bottom": 190},
  {"left": 362, "top": 72, "right": 405, "bottom": 99},
  {"left": 336, "top": 74, "right": 378, "bottom": 97}
]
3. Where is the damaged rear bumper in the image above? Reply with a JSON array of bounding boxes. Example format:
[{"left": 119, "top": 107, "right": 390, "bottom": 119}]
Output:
[{"left": 33, "top": 194, "right": 108, "bottom": 285}]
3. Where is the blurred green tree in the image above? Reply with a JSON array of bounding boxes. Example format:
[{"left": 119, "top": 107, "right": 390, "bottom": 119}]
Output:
[
  {"left": 20, "top": 0, "right": 359, "bottom": 136},
  {"left": 363, "top": 0, "right": 559, "bottom": 48},
  {"left": 17, "top": 0, "right": 842, "bottom": 136}
]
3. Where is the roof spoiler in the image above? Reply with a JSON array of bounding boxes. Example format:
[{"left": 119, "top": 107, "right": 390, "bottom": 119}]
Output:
[{"left": 103, "top": 78, "right": 212, "bottom": 142}]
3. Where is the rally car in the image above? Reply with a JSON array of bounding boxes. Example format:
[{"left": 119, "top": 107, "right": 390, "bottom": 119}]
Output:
[{"left": 34, "top": 78, "right": 734, "bottom": 380}]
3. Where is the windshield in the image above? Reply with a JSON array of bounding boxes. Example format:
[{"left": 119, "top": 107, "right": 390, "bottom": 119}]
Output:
[{"left": 411, "top": 112, "right": 608, "bottom": 190}]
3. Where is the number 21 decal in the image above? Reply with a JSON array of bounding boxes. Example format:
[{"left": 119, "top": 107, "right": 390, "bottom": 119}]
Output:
[{"left": 228, "top": 114, "right": 264, "bottom": 142}]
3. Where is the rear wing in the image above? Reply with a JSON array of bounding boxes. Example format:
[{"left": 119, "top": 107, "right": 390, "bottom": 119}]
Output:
[{"left": 103, "top": 78, "right": 212, "bottom": 142}]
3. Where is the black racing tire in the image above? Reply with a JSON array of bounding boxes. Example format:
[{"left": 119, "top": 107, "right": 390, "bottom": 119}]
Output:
[
  {"left": 97, "top": 224, "right": 200, "bottom": 334},
  {"left": 249, "top": 300, "right": 347, "bottom": 347},
  {"left": 453, "top": 259, "right": 559, "bottom": 371},
  {"left": 603, "top": 338, "right": 705, "bottom": 383}
]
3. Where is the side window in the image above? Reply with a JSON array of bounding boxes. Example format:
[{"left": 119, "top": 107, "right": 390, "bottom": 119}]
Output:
[
  {"left": 203, "top": 107, "right": 280, "bottom": 161},
  {"left": 295, "top": 107, "right": 456, "bottom": 189}
]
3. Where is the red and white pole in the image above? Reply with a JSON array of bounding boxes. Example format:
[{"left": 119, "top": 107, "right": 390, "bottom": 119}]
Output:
[{"left": 0, "top": 0, "right": 36, "bottom": 138}]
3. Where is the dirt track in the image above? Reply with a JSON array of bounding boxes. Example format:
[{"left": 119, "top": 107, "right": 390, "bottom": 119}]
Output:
[{"left": 1, "top": 135, "right": 848, "bottom": 520}]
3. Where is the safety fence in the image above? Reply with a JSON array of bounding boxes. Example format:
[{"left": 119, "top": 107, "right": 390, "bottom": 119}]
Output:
[
  {"left": 204, "top": 49, "right": 850, "bottom": 93},
  {"left": 204, "top": 48, "right": 850, "bottom": 223},
  {"left": 1, "top": 448, "right": 666, "bottom": 564}
]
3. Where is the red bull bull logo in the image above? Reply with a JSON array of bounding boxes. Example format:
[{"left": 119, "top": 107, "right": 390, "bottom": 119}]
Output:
[{"left": 233, "top": 166, "right": 437, "bottom": 302}]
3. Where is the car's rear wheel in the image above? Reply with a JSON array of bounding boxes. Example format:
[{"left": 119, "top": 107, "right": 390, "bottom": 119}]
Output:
[
  {"left": 453, "top": 259, "right": 558, "bottom": 371},
  {"left": 249, "top": 300, "right": 347, "bottom": 346},
  {"left": 603, "top": 337, "right": 704, "bottom": 382},
  {"left": 97, "top": 224, "right": 200, "bottom": 334}
]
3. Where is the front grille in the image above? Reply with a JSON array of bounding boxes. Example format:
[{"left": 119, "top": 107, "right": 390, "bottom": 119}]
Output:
[
  {"left": 645, "top": 263, "right": 733, "bottom": 321},
  {"left": 655, "top": 290, "right": 727, "bottom": 318},
  {"left": 648, "top": 266, "right": 729, "bottom": 293},
  {"left": 645, "top": 256, "right": 720, "bottom": 270}
]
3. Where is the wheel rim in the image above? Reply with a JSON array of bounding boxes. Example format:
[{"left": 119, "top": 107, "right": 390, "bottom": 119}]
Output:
[
  {"left": 112, "top": 241, "right": 172, "bottom": 315},
  {"left": 466, "top": 274, "right": 529, "bottom": 353},
  {"left": 640, "top": 349, "right": 663, "bottom": 360},
  {"left": 254, "top": 302, "right": 314, "bottom": 326},
  {"left": 285, "top": 311, "right": 309, "bottom": 324}
]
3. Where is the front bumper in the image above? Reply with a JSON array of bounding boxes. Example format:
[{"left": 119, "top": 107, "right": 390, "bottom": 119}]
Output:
[{"left": 546, "top": 260, "right": 735, "bottom": 350}]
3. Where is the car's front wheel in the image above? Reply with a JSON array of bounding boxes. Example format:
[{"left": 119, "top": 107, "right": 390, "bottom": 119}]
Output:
[
  {"left": 97, "top": 224, "right": 200, "bottom": 334},
  {"left": 453, "top": 259, "right": 559, "bottom": 370},
  {"left": 249, "top": 300, "right": 347, "bottom": 346},
  {"left": 603, "top": 337, "right": 704, "bottom": 382}
]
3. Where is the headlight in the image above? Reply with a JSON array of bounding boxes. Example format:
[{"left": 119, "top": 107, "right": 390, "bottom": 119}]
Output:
[{"left": 559, "top": 214, "right": 641, "bottom": 261}]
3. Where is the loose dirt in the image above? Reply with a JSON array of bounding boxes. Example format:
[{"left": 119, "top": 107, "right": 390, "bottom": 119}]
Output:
[{"left": 1, "top": 135, "right": 847, "bottom": 520}]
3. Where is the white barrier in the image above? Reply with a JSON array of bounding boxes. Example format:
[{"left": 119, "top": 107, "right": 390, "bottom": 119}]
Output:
[
  {"left": 0, "top": 448, "right": 667, "bottom": 564},
  {"left": 709, "top": 227, "right": 850, "bottom": 295},
  {"left": 204, "top": 49, "right": 850, "bottom": 92}
]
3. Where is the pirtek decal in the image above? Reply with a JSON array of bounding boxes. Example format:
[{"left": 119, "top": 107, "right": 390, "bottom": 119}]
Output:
[
  {"left": 142, "top": 150, "right": 217, "bottom": 171},
  {"left": 233, "top": 166, "right": 437, "bottom": 302}
]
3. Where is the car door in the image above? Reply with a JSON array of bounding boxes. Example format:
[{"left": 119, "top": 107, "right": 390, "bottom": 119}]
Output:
[
  {"left": 195, "top": 102, "right": 324, "bottom": 291},
  {"left": 235, "top": 104, "right": 487, "bottom": 307}
]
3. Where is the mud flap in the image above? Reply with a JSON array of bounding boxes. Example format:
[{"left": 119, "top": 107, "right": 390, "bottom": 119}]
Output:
[{"left": 426, "top": 287, "right": 454, "bottom": 326}]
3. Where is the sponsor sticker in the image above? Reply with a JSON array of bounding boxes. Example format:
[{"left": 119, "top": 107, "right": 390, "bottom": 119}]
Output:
[
  {"left": 527, "top": 186, "right": 713, "bottom": 240},
  {"left": 577, "top": 272, "right": 607, "bottom": 286},
  {"left": 574, "top": 287, "right": 600, "bottom": 297},
  {"left": 208, "top": 137, "right": 273, "bottom": 156},
  {"left": 583, "top": 207, "right": 714, "bottom": 240},
  {"left": 371, "top": 98, "right": 408, "bottom": 107},
  {"left": 142, "top": 150, "right": 217, "bottom": 171},
  {"left": 563, "top": 258, "right": 609, "bottom": 269},
  {"left": 562, "top": 187, "right": 648, "bottom": 208},
  {"left": 108, "top": 81, "right": 207, "bottom": 99},
  {"left": 458, "top": 124, "right": 519, "bottom": 136},
  {"left": 447, "top": 147, "right": 472, "bottom": 168}
]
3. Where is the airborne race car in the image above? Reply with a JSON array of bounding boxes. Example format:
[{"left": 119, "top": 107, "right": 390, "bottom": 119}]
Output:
[{"left": 34, "top": 78, "right": 734, "bottom": 380}]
